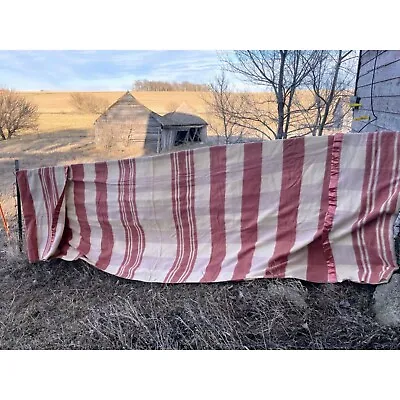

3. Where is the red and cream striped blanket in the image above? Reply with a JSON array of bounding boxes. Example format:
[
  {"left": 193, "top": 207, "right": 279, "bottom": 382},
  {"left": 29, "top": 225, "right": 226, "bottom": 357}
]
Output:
[{"left": 16, "top": 131, "right": 400, "bottom": 284}]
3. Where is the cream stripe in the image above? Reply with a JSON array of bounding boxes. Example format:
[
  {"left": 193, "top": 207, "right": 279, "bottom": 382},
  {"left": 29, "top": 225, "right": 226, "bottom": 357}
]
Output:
[
  {"left": 184, "top": 147, "right": 212, "bottom": 282},
  {"left": 216, "top": 144, "right": 245, "bottom": 282},
  {"left": 104, "top": 160, "right": 125, "bottom": 274}
]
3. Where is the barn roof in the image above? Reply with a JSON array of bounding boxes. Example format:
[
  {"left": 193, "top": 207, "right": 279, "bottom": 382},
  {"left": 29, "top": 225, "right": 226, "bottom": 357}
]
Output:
[
  {"left": 95, "top": 93, "right": 207, "bottom": 128},
  {"left": 94, "top": 91, "right": 165, "bottom": 125},
  {"left": 162, "top": 102, "right": 208, "bottom": 127},
  {"left": 115, "top": 91, "right": 142, "bottom": 106}
]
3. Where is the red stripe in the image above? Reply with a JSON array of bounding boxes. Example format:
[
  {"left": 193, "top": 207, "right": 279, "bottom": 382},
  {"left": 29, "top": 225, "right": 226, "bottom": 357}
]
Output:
[
  {"left": 56, "top": 167, "right": 74, "bottom": 258},
  {"left": 266, "top": 137, "right": 305, "bottom": 278},
  {"left": 165, "top": 151, "right": 198, "bottom": 283},
  {"left": 320, "top": 133, "right": 343, "bottom": 282},
  {"left": 49, "top": 167, "right": 58, "bottom": 212},
  {"left": 16, "top": 170, "right": 39, "bottom": 262},
  {"left": 232, "top": 142, "right": 263, "bottom": 281},
  {"left": 117, "top": 159, "right": 146, "bottom": 279},
  {"left": 72, "top": 164, "right": 91, "bottom": 255},
  {"left": 200, "top": 146, "right": 227, "bottom": 282},
  {"left": 95, "top": 162, "right": 114, "bottom": 270},
  {"left": 364, "top": 133, "right": 396, "bottom": 283},
  {"left": 307, "top": 136, "right": 334, "bottom": 282},
  {"left": 51, "top": 167, "right": 60, "bottom": 201},
  {"left": 57, "top": 214, "right": 73, "bottom": 257},
  {"left": 49, "top": 168, "right": 66, "bottom": 230},
  {"left": 352, "top": 134, "right": 376, "bottom": 282}
]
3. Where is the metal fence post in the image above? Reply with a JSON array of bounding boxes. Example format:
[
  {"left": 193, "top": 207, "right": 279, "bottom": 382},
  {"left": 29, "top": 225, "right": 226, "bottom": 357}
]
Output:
[{"left": 15, "top": 160, "right": 23, "bottom": 252}]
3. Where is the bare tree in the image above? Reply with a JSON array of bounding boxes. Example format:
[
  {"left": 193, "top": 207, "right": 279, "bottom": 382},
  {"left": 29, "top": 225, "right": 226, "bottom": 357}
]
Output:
[
  {"left": 222, "top": 50, "right": 320, "bottom": 139},
  {"left": 166, "top": 101, "right": 179, "bottom": 113},
  {"left": 70, "top": 93, "right": 109, "bottom": 114},
  {"left": 297, "top": 50, "right": 357, "bottom": 136},
  {"left": 133, "top": 80, "right": 209, "bottom": 92},
  {"left": 0, "top": 89, "right": 38, "bottom": 140},
  {"left": 203, "top": 72, "right": 250, "bottom": 144}
]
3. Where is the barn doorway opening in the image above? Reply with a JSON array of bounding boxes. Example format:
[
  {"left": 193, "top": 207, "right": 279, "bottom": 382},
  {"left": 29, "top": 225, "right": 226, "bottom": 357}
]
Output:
[
  {"left": 174, "top": 128, "right": 202, "bottom": 146},
  {"left": 188, "top": 127, "right": 201, "bottom": 142},
  {"left": 175, "top": 130, "right": 188, "bottom": 145}
]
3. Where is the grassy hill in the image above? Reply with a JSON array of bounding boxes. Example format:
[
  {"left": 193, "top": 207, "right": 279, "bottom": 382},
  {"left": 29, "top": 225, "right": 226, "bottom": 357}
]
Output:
[{"left": 20, "top": 91, "right": 211, "bottom": 133}]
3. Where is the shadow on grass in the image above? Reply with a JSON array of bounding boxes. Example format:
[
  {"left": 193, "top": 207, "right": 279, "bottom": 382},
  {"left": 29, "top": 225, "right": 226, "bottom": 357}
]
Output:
[{"left": 0, "top": 129, "right": 94, "bottom": 169}]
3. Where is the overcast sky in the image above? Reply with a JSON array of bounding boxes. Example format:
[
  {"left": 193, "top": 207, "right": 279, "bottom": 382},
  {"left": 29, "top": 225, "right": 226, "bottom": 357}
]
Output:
[{"left": 0, "top": 50, "right": 248, "bottom": 91}]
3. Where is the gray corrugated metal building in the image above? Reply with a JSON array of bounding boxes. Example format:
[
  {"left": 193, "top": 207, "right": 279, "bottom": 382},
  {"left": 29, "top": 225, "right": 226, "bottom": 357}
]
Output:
[{"left": 352, "top": 50, "right": 400, "bottom": 133}]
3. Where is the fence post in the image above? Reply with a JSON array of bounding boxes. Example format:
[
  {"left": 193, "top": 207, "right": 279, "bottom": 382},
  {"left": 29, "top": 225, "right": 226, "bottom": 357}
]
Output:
[{"left": 15, "top": 160, "right": 23, "bottom": 252}]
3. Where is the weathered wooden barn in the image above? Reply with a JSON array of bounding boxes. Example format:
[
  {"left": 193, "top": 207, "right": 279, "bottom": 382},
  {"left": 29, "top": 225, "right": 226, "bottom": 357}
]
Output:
[
  {"left": 161, "top": 102, "right": 208, "bottom": 150},
  {"left": 94, "top": 92, "right": 207, "bottom": 152},
  {"left": 352, "top": 50, "right": 400, "bottom": 132}
]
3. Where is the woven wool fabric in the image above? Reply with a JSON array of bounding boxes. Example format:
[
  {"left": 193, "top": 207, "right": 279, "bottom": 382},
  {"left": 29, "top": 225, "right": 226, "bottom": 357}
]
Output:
[{"left": 16, "top": 131, "right": 400, "bottom": 284}]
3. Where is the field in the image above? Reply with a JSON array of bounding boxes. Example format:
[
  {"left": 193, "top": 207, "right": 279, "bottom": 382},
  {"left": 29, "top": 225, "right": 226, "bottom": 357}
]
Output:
[
  {"left": 0, "top": 91, "right": 213, "bottom": 220},
  {"left": 0, "top": 91, "right": 399, "bottom": 350}
]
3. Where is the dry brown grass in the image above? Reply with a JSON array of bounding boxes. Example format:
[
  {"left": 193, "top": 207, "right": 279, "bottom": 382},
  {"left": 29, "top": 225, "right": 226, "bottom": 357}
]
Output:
[
  {"left": 1, "top": 234, "right": 399, "bottom": 350},
  {"left": 1, "top": 213, "right": 399, "bottom": 350},
  {"left": 21, "top": 91, "right": 210, "bottom": 121}
]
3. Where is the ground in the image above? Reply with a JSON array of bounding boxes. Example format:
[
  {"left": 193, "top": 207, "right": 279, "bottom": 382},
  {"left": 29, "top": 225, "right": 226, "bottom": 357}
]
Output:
[
  {"left": 0, "top": 91, "right": 399, "bottom": 349},
  {"left": 1, "top": 242, "right": 400, "bottom": 349}
]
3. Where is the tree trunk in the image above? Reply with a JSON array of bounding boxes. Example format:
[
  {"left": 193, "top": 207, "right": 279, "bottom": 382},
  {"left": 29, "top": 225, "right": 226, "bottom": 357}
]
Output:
[
  {"left": 317, "top": 51, "right": 342, "bottom": 136},
  {"left": 277, "top": 97, "right": 285, "bottom": 139},
  {"left": 284, "top": 52, "right": 300, "bottom": 136},
  {"left": 277, "top": 51, "right": 287, "bottom": 139}
]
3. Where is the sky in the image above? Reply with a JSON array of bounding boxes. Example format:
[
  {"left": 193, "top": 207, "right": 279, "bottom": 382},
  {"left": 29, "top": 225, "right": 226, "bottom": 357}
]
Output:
[{"left": 0, "top": 50, "right": 239, "bottom": 91}]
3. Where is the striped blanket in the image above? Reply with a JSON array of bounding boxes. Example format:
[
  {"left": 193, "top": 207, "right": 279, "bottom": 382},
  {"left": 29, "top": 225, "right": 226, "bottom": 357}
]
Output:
[{"left": 17, "top": 131, "right": 400, "bottom": 284}]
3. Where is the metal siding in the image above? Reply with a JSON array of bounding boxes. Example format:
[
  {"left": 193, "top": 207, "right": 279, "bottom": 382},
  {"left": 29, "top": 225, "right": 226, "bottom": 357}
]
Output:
[
  {"left": 357, "top": 59, "right": 400, "bottom": 88},
  {"left": 352, "top": 51, "right": 400, "bottom": 132}
]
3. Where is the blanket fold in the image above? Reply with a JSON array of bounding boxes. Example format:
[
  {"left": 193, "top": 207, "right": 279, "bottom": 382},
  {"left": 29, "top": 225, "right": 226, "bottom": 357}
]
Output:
[{"left": 17, "top": 165, "right": 69, "bottom": 261}]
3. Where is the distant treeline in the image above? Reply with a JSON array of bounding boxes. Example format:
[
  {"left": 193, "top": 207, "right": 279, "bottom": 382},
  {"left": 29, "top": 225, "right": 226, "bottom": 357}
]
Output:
[{"left": 132, "top": 80, "right": 209, "bottom": 92}]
